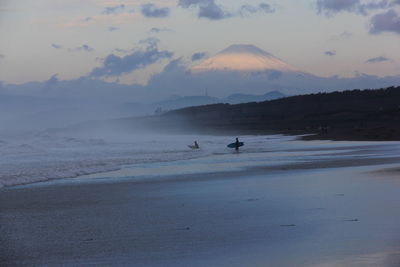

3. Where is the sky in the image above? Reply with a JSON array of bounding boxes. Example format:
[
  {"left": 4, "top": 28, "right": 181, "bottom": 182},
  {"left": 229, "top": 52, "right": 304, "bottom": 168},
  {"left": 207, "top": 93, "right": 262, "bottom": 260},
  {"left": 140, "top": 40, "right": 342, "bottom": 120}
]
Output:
[{"left": 1, "top": 0, "right": 400, "bottom": 86}]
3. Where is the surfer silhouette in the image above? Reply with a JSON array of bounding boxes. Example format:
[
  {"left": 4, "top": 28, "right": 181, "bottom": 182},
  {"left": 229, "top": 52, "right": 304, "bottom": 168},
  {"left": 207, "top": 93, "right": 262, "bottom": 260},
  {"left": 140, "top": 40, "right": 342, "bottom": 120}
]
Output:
[
  {"left": 188, "top": 141, "right": 199, "bottom": 149},
  {"left": 235, "top": 138, "right": 240, "bottom": 151},
  {"left": 227, "top": 138, "right": 243, "bottom": 150}
]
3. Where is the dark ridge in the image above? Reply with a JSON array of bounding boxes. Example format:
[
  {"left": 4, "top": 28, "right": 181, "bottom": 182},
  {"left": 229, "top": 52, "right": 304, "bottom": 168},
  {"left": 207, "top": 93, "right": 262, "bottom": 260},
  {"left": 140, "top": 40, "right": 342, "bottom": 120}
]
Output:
[
  {"left": 63, "top": 86, "right": 400, "bottom": 141},
  {"left": 157, "top": 86, "right": 400, "bottom": 140}
]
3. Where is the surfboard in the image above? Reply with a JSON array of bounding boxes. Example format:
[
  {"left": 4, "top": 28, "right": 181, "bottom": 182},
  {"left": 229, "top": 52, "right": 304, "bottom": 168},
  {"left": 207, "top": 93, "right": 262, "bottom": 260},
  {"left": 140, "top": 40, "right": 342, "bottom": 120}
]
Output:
[
  {"left": 188, "top": 145, "right": 199, "bottom": 149},
  {"left": 227, "top": 142, "right": 244, "bottom": 148}
]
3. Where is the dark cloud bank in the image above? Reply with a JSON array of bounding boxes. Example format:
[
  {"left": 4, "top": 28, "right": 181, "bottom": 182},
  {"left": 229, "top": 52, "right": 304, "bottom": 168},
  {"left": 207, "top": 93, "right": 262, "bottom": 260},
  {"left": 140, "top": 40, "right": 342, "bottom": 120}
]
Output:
[
  {"left": 369, "top": 9, "right": 400, "bottom": 34},
  {"left": 316, "top": 0, "right": 396, "bottom": 16},
  {"left": 4, "top": 57, "right": 400, "bottom": 103},
  {"left": 316, "top": 0, "right": 400, "bottom": 35},
  {"left": 178, "top": 0, "right": 275, "bottom": 20},
  {"left": 141, "top": 3, "right": 170, "bottom": 18}
]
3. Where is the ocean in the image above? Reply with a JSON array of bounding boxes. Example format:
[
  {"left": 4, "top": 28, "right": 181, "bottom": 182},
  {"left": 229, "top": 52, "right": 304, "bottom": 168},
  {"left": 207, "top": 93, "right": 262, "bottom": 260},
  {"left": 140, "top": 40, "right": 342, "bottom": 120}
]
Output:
[{"left": 1, "top": 130, "right": 399, "bottom": 188}]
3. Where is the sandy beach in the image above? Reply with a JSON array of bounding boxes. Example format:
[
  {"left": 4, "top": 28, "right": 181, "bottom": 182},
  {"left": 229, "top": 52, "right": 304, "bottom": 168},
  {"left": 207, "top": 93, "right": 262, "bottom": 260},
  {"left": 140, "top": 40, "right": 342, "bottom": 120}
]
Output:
[{"left": 2, "top": 139, "right": 400, "bottom": 266}]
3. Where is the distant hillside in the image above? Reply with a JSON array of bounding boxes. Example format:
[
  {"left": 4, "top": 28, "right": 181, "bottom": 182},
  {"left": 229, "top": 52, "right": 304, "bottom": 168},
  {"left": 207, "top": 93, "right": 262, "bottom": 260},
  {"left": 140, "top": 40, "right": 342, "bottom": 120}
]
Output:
[
  {"left": 67, "top": 86, "right": 400, "bottom": 141},
  {"left": 120, "top": 91, "right": 286, "bottom": 114},
  {"left": 156, "top": 95, "right": 221, "bottom": 111},
  {"left": 155, "top": 86, "right": 400, "bottom": 140},
  {"left": 224, "top": 91, "right": 285, "bottom": 104}
]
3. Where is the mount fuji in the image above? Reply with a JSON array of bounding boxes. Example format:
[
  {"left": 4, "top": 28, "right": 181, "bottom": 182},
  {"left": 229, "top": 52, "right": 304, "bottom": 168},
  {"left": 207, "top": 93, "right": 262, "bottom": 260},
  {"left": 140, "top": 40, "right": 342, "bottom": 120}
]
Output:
[{"left": 191, "top": 44, "right": 302, "bottom": 74}]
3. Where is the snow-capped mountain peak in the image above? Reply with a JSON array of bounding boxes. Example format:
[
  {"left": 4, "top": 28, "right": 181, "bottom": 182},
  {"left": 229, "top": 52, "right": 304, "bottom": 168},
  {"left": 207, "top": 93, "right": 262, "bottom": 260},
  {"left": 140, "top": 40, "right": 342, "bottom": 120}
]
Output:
[{"left": 191, "top": 44, "right": 299, "bottom": 73}]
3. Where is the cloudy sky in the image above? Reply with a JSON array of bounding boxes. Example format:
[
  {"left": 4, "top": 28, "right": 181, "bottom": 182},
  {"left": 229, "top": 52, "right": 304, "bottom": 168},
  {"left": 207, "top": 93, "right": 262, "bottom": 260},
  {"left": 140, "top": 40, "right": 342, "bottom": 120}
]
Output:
[{"left": 1, "top": 0, "right": 400, "bottom": 86}]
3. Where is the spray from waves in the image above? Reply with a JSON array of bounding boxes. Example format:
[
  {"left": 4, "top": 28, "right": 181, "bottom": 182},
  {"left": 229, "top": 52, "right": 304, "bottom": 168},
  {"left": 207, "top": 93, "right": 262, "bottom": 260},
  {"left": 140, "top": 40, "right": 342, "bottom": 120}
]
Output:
[{"left": 0, "top": 131, "right": 295, "bottom": 188}]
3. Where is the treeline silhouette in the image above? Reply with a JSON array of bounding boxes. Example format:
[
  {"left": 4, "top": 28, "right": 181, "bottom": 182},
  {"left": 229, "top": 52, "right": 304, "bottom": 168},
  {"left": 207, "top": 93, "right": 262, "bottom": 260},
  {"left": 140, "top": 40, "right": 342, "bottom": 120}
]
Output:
[{"left": 157, "top": 86, "right": 400, "bottom": 140}]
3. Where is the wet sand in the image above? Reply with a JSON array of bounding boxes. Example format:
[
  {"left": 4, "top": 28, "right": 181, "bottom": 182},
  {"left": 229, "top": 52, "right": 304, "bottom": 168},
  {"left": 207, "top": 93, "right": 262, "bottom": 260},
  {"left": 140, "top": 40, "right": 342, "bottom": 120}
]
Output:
[{"left": 2, "top": 158, "right": 400, "bottom": 266}]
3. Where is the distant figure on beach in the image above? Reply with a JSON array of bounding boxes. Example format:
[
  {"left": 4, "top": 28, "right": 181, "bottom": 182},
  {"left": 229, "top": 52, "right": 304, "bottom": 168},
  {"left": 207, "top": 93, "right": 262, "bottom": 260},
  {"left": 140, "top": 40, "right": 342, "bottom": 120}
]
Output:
[
  {"left": 188, "top": 141, "right": 200, "bottom": 149},
  {"left": 227, "top": 138, "right": 244, "bottom": 150},
  {"left": 235, "top": 138, "right": 240, "bottom": 151}
]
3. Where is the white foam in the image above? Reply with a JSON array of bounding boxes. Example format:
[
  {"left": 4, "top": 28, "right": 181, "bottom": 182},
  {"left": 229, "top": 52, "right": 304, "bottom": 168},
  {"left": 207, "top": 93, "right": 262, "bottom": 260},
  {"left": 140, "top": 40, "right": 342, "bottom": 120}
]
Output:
[
  {"left": 0, "top": 132, "right": 294, "bottom": 188},
  {"left": 2, "top": 131, "right": 396, "bottom": 189}
]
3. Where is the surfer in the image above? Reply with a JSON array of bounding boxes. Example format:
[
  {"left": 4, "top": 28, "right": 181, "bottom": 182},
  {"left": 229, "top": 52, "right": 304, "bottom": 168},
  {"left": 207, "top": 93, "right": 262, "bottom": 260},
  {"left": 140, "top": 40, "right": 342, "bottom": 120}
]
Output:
[
  {"left": 235, "top": 138, "right": 240, "bottom": 151},
  {"left": 227, "top": 138, "right": 243, "bottom": 150},
  {"left": 188, "top": 141, "right": 200, "bottom": 149}
]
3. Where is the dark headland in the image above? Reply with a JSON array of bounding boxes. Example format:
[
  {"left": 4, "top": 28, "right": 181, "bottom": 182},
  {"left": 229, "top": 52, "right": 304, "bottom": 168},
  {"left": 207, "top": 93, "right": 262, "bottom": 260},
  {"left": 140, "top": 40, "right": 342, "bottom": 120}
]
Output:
[{"left": 73, "top": 86, "right": 400, "bottom": 141}]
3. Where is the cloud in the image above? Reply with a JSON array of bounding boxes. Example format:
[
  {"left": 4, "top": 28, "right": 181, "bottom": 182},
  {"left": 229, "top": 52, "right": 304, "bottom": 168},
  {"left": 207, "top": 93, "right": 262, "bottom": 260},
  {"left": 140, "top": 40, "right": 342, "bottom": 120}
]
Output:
[
  {"left": 329, "top": 31, "right": 354, "bottom": 41},
  {"left": 365, "top": 56, "right": 390, "bottom": 63},
  {"left": 114, "top": 48, "right": 130, "bottom": 53},
  {"left": 148, "top": 27, "right": 173, "bottom": 34},
  {"left": 239, "top": 3, "right": 275, "bottom": 16},
  {"left": 90, "top": 39, "right": 173, "bottom": 77},
  {"left": 141, "top": 3, "right": 170, "bottom": 18},
  {"left": 179, "top": 1, "right": 275, "bottom": 20},
  {"left": 4, "top": 59, "right": 400, "bottom": 105},
  {"left": 138, "top": 37, "right": 160, "bottom": 47},
  {"left": 143, "top": 62, "right": 400, "bottom": 100},
  {"left": 339, "top": 31, "right": 353, "bottom": 38},
  {"left": 81, "top": 16, "right": 92, "bottom": 22},
  {"left": 42, "top": 74, "right": 59, "bottom": 93},
  {"left": 259, "top": 3, "right": 275, "bottom": 12},
  {"left": 163, "top": 58, "right": 185, "bottom": 72},
  {"left": 178, "top": 0, "right": 231, "bottom": 20},
  {"left": 324, "top": 50, "right": 336, "bottom": 56},
  {"left": 58, "top": 11, "right": 137, "bottom": 28},
  {"left": 102, "top": 4, "right": 126, "bottom": 15},
  {"left": 316, "top": 0, "right": 361, "bottom": 16},
  {"left": 198, "top": 1, "right": 230, "bottom": 19},
  {"left": 51, "top": 43, "right": 63, "bottom": 49},
  {"left": 316, "top": 0, "right": 390, "bottom": 16},
  {"left": 108, "top": 26, "right": 119, "bottom": 31},
  {"left": 52, "top": 43, "right": 94, "bottom": 52},
  {"left": 369, "top": 9, "right": 400, "bottom": 34},
  {"left": 358, "top": 0, "right": 391, "bottom": 15},
  {"left": 69, "top": 44, "right": 94, "bottom": 52},
  {"left": 191, "top": 52, "right": 207, "bottom": 61}
]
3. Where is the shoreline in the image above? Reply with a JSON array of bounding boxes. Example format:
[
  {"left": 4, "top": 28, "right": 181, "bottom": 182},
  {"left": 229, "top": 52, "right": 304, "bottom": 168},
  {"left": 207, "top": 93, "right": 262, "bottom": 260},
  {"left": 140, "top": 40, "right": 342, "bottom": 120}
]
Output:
[{"left": 3, "top": 143, "right": 400, "bottom": 191}]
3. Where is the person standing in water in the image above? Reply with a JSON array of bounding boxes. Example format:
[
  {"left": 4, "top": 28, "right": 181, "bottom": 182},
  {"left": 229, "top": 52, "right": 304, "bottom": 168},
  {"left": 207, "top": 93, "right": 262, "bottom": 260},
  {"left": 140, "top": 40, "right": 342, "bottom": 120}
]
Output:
[
  {"left": 194, "top": 141, "right": 199, "bottom": 149},
  {"left": 235, "top": 137, "right": 240, "bottom": 151}
]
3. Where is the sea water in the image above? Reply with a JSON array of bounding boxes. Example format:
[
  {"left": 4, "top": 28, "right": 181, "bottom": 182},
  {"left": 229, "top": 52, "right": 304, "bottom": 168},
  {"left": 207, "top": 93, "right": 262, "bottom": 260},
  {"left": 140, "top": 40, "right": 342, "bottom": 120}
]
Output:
[{"left": 0, "top": 130, "right": 399, "bottom": 188}]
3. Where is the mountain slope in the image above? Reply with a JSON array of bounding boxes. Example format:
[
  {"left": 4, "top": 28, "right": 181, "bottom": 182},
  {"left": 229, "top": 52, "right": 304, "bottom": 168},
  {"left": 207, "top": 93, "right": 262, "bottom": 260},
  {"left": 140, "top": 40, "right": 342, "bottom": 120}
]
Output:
[{"left": 191, "top": 44, "right": 300, "bottom": 73}]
